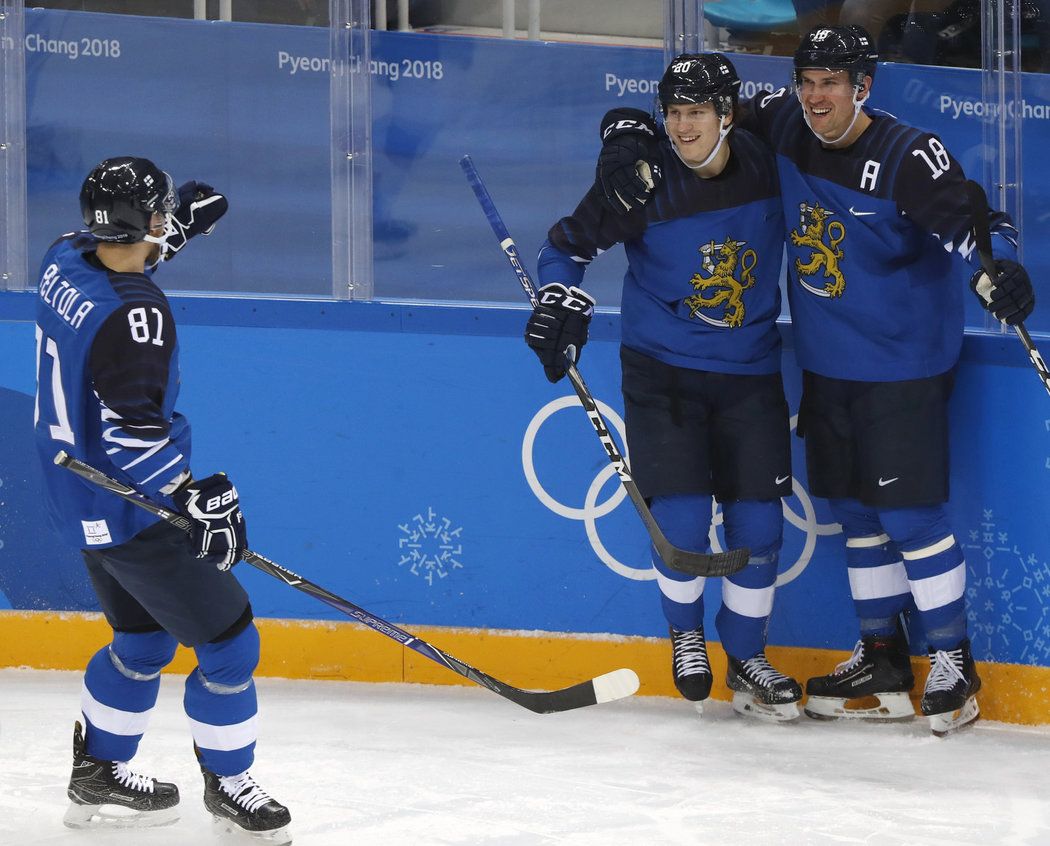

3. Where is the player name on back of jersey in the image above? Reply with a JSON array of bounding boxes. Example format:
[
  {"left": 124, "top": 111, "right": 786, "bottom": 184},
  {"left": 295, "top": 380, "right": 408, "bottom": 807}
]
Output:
[{"left": 39, "top": 263, "right": 95, "bottom": 330}]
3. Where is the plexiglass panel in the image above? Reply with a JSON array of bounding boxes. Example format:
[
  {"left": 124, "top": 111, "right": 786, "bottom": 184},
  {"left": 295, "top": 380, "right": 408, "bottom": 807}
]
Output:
[
  {"left": 1, "top": 0, "right": 28, "bottom": 291},
  {"left": 23, "top": 9, "right": 333, "bottom": 296}
]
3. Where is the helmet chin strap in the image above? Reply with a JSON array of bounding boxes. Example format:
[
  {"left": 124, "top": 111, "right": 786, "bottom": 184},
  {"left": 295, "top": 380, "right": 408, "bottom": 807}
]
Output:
[
  {"left": 671, "top": 114, "right": 732, "bottom": 171},
  {"left": 143, "top": 213, "right": 176, "bottom": 258},
  {"left": 798, "top": 85, "right": 867, "bottom": 146}
]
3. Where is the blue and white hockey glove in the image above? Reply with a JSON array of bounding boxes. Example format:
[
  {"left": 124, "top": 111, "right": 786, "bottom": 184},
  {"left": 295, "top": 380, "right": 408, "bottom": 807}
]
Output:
[
  {"left": 597, "top": 108, "right": 663, "bottom": 215},
  {"left": 172, "top": 473, "right": 247, "bottom": 571},
  {"left": 525, "top": 282, "right": 596, "bottom": 383},
  {"left": 970, "top": 259, "right": 1035, "bottom": 326},
  {"left": 163, "top": 181, "right": 228, "bottom": 260}
]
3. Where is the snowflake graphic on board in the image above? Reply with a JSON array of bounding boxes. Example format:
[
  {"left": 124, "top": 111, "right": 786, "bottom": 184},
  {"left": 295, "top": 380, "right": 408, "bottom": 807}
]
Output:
[
  {"left": 397, "top": 506, "right": 464, "bottom": 586},
  {"left": 962, "top": 509, "right": 1050, "bottom": 665}
]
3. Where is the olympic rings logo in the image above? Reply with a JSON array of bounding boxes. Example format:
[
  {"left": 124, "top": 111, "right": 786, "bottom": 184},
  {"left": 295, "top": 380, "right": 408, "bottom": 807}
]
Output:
[{"left": 522, "top": 398, "right": 841, "bottom": 586}]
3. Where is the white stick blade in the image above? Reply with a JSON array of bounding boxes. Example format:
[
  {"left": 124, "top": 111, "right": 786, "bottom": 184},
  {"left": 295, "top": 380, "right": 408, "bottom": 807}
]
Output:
[{"left": 592, "top": 668, "right": 640, "bottom": 704}]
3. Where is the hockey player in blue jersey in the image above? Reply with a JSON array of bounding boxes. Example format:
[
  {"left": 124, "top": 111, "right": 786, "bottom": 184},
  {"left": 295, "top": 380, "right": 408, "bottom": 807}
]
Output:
[
  {"left": 525, "top": 54, "right": 803, "bottom": 722},
  {"left": 34, "top": 157, "right": 291, "bottom": 838},
  {"left": 595, "top": 26, "right": 1035, "bottom": 735}
]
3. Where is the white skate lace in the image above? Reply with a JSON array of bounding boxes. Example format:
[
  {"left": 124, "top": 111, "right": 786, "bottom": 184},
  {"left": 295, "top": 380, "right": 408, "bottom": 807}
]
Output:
[
  {"left": 925, "top": 648, "right": 965, "bottom": 693},
  {"left": 671, "top": 628, "right": 710, "bottom": 676},
  {"left": 740, "top": 653, "right": 789, "bottom": 687},
  {"left": 112, "top": 762, "right": 155, "bottom": 793},
  {"left": 832, "top": 640, "right": 866, "bottom": 675},
  {"left": 219, "top": 771, "right": 274, "bottom": 813}
]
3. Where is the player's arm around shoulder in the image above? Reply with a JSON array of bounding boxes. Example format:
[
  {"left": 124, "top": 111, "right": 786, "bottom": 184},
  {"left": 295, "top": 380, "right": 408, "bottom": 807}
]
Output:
[{"left": 737, "top": 86, "right": 792, "bottom": 141}]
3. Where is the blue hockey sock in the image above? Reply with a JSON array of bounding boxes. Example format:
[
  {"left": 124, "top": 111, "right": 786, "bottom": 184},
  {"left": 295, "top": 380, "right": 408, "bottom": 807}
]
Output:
[
  {"left": 186, "top": 621, "right": 260, "bottom": 776},
  {"left": 717, "top": 499, "right": 782, "bottom": 660},
  {"left": 650, "top": 494, "right": 712, "bottom": 631},
  {"left": 81, "top": 630, "right": 177, "bottom": 762}
]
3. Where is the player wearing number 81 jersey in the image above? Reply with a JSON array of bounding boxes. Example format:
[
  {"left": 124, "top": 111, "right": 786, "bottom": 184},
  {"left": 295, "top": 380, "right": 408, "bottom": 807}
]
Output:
[{"left": 34, "top": 157, "right": 290, "bottom": 839}]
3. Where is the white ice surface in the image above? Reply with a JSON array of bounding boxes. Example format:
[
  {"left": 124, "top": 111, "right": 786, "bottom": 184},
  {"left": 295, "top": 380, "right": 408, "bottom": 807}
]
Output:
[{"left": 1, "top": 668, "right": 1049, "bottom": 845}]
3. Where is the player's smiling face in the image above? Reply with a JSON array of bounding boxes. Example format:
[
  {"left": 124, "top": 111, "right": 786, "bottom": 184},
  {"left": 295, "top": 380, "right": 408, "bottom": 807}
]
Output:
[
  {"left": 664, "top": 101, "right": 725, "bottom": 167},
  {"left": 797, "top": 69, "right": 867, "bottom": 141}
]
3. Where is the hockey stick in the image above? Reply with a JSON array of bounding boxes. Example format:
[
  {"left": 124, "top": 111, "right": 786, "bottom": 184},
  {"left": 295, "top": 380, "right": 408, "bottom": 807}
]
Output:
[
  {"left": 966, "top": 179, "right": 1050, "bottom": 398},
  {"left": 53, "top": 451, "right": 639, "bottom": 714},
  {"left": 459, "top": 154, "right": 749, "bottom": 578}
]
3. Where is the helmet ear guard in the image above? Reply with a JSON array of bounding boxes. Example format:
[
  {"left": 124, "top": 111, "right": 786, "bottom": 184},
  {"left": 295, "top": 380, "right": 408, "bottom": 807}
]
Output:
[{"left": 80, "top": 156, "right": 177, "bottom": 244}]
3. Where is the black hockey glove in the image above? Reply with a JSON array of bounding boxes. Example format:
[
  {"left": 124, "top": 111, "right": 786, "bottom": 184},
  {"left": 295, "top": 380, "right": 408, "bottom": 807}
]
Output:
[
  {"left": 970, "top": 259, "right": 1035, "bottom": 326},
  {"left": 597, "top": 108, "right": 663, "bottom": 215},
  {"left": 525, "top": 283, "right": 596, "bottom": 383},
  {"left": 172, "top": 473, "right": 247, "bottom": 571},
  {"left": 164, "top": 181, "right": 229, "bottom": 259}
]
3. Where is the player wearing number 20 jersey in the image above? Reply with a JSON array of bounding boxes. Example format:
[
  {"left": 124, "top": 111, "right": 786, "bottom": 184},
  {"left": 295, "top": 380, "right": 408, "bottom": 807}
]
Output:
[{"left": 34, "top": 231, "right": 189, "bottom": 549}]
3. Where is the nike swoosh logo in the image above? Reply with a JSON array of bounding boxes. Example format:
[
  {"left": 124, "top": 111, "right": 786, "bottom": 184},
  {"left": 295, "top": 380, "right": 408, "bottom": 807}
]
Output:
[
  {"left": 775, "top": 475, "right": 791, "bottom": 485},
  {"left": 849, "top": 206, "right": 876, "bottom": 216},
  {"left": 878, "top": 477, "right": 899, "bottom": 486}
]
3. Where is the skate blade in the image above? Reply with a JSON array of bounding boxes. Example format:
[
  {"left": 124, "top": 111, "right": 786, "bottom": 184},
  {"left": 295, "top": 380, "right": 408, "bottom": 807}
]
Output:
[
  {"left": 803, "top": 693, "right": 915, "bottom": 722},
  {"left": 928, "top": 696, "right": 980, "bottom": 737},
  {"left": 64, "top": 801, "right": 179, "bottom": 829},
  {"left": 731, "top": 692, "right": 800, "bottom": 723},
  {"left": 212, "top": 814, "right": 293, "bottom": 845}
]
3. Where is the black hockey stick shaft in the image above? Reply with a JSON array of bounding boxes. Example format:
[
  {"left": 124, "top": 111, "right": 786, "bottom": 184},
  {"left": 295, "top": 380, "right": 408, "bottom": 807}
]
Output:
[
  {"left": 53, "top": 452, "right": 639, "bottom": 714},
  {"left": 966, "top": 180, "right": 1050, "bottom": 398},
  {"left": 460, "top": 154, "right": 749, "bottom": 578}
]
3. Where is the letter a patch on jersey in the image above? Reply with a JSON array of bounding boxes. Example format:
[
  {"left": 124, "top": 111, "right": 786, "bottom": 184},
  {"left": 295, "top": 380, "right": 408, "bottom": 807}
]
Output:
[{"left": 790, "top": 202, "right": 847, "bottom": 298}]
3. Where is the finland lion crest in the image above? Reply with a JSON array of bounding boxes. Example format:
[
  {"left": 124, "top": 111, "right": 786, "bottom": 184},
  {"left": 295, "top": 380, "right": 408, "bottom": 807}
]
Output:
[
  {"left": 684, "top": 236, "right": 757, "bottom": 328},
  {"left": 790, "top": 202, "right": 846, "bottom": 298}
]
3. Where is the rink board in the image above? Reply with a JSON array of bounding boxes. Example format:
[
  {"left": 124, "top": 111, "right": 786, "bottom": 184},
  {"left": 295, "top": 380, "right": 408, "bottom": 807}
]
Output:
[
  {"left": 1, "top": 610, "right": 1048, "bottom": 725},
  {"left": 2, "top": 301, "right": 1050, "bottom": 724}
]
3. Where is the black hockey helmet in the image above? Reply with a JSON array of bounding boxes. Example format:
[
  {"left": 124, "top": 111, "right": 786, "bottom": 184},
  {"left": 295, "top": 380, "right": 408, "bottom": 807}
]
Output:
[
  {"left": 794, "top": 25, "right": 878, "bottom": 87},
  {"left": 658, "top": 52, "right": 741, "bottom": 119},
  {"left": 79, "top": 156, "right": 177, "bottom": 243}
]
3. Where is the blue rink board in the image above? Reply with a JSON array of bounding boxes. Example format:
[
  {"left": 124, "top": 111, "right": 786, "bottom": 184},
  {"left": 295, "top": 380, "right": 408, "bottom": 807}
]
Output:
[{"left": 2, "top": 302, "right": 1050, "bottom": 669}]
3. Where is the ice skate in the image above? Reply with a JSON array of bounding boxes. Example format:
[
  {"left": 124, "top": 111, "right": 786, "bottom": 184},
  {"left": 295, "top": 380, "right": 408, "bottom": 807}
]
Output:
[
  {"left": 63, "top": 720, "right": 180, "bottom": 829},
  {"left": 726, "top": 652, "right": 802, "bottom": 722},
  {"left": 804, "top": 631, "right": 915, "bottom": 721},
  {"left": 670, "top": 625, "right": 712, "bottom": 714},
  {"left": 200, "top": 752, "right": 292, "bottom": 844},
  {"left": 921, "top": 638, "right": 981, "bottom": 737}
]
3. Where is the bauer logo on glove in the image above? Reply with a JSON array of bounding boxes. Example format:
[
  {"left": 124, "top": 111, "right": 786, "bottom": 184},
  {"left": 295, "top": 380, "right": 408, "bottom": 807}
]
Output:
[{"left": 173, "top": 473, "right": 248, "bottom": 570}]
